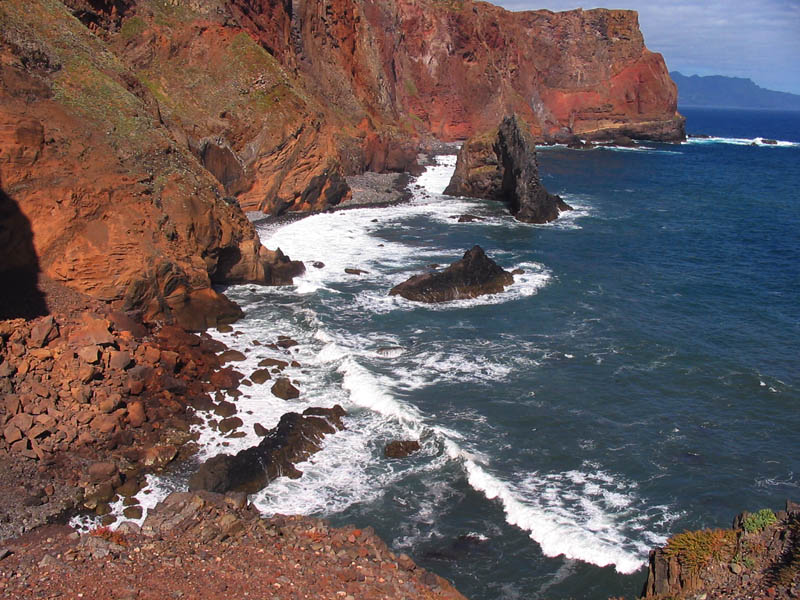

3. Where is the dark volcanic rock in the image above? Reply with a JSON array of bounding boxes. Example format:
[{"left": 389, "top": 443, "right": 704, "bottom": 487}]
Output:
[
  {"left": 384, "top": 440, "right": 421, "bottom": 458},
  {"left": 188, "top": 405, "right": 346, "bottom": 494},
  {"left": 389, "top": 246, "right": 513, "bottom": 303},
  {"left": 445, "top": 115, "right": 572, "bottom": 224}
]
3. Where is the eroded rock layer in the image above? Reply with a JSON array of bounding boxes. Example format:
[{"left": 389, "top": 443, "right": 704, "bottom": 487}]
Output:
[{"left": 445, "top": 115, "right": 572, "bottom": 223}]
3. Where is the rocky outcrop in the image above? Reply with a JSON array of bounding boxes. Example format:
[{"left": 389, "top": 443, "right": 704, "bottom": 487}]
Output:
[
  {"left": 188, "top": 405, "right": 347, "bottom": 494},
  {"left": 445, "top": 115, "right": 572, "bottom": 223},
  {"left": 0, "top": 0, "right": 304, "bottom": 327},
  {"left": 390, "top": 246, "right": 513, "bottom": 302},
  {"left": 642, "top": 502, "right": 800, "bottom": 599},
  {"left": 0, "top": 490, "right": 468, "bottom": 600}
]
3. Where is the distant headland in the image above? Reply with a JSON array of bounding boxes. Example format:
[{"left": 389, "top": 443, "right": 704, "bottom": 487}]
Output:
[{"left": 671, "top": 71, "right": 800, "bottom": 111}]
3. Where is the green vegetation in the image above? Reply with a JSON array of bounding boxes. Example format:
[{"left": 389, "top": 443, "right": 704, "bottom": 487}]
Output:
[
  {"left": 404, "top": 78, "right": 418, "bottom": 97},
  {"left": 663, "top": 528, "right": 737, "bottom": 573},
  {"left": 119, "top": 16, "right": 147, "bottom": 40},
  {"left": 743, "top": 509, "right": 778, "bottom": 533}
]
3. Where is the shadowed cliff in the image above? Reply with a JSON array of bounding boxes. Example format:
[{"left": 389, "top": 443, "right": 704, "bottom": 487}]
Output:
[{"left": 0, "top": 190, "right": 48, "bottom": 319}]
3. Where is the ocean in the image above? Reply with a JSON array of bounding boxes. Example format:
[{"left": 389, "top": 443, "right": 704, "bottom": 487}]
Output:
[{"left": 117, "top": 108, "right": 800, "bottom": 599}]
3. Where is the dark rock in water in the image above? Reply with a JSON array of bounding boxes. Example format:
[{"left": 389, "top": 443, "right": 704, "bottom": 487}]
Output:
[
  {"left": 312, "top": 261, "right": 325, "bottom": 269},
  {"left": 762, "top": 138, "right": 778, "bottom": 145},
  {"left": 376, "top": 346, "right": 406, "bottom": 358},
  {"left": 345, "top": 268, "right": 368, "bottom": 275},
  {"left": 188, "top": 405, "right": 346, "bottom": 494},
  {"left": 250, "top": 369, "right": 271, "bottom": 384},
  {"left": 276, "top": 336, "right": 298, "bottom": 349},
  {"left": 271, "top": 378, "right": 300, "bottom": 400},
  {"left": 384, "top": 440, "right": 421, "bottom": 458},
  {"left": 444, "top": 114, "right": 572, "bottom": 224},
  {"left": 389, "top": 246, "right": 513, "bottom": 303},
  {"left": 511, "top": 268, "right": 525, "bottom": 275},
  {"left": 259, "top": 357, "right": 289, "bottom": 370},
  {"left": 219, "top": 349, "right": 246, "bottom": 363},
  {"left": 455, "top": 214, "right": 483, "bottom": 223}
]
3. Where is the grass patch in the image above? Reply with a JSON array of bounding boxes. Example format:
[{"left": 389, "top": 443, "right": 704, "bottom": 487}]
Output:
[{"left": 119, "top": 16, "right": 147, "bottom": 40}]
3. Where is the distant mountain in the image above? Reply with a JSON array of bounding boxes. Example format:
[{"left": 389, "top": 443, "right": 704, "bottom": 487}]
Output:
[{"left": 671, "top": 72, "right": 800, "bottom": 111}]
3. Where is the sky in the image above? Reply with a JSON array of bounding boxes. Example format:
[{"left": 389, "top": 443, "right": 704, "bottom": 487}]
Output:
[{"left": 494, "top": 0, "right": 800, "bottom": 95}]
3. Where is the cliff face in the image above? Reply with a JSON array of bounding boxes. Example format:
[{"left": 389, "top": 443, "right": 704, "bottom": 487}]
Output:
[
  {"left": 1, "top": 0, "right": 682, "bottom": 322},
  {"left": 281, "top": 0, "right": 684, "bottom": 143},
  {"left": 0, "top": 0, "right": 303, "bottom": 329}
]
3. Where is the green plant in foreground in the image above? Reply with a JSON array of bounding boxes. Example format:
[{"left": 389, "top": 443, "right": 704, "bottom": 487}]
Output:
[{"left": 743, "top": 509, "right": 778, "bottom": 533}]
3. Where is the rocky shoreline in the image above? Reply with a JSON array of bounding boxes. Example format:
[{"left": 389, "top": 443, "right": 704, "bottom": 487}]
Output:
[{"left": 0, "top": 490, "right": 466, "bottom": 600}]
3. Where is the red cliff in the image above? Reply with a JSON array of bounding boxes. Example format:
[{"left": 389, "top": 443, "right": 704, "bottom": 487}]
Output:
[{"left": 1, "top": 0, "right": 683, "bottom": 322}]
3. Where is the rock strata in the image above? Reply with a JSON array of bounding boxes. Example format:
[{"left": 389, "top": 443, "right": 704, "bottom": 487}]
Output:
[
  {"left": 642, "top": 501, "right": 800, "bottom": 599},
  {"left": 188, "top": 405, "right": 347, "bottom": 494},
  {"left": 390, "top": 246, "right": 513, "bottom": 303},
  {"left": 445, "top": 115, "right": 572, "bottom": 223}
]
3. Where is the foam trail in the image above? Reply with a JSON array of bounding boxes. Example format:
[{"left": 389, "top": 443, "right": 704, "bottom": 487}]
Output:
[
  {"left": 339, "top": 357, "right": 651, "bottom": 574},
  {"left": 686, "top": 136, "right": 799, "bottom": 147},
  {"left": 441, "top": 440, "right": 647, "bottom": 574}
]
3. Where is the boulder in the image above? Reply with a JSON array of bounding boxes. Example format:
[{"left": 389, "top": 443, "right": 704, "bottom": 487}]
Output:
[
  {"left": 445, "top": 115, "right": 572, "bottom": 224},
  {"left": 28, "top": 316, "right": 58, "bottom": 348},
  {"left": 389, "top": 246, "right": 513, "bottom": 303},
  {"left": 188, "top": 405, "right": 346, "bottom": 494},
  {"left": 271, "top": 378, "right": 300, "bottom": 400},
  {"left": 250, "top": 369, "right": 271, "bottom": 384},
  {"left": 218, "top": 416, "right": 243, "bottom": 434},
  {"left": 384, "top": 440, "right": 421, "bottom": 458}
]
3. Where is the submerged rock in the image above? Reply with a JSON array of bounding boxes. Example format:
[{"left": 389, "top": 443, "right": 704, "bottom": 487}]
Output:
[
  {"left": 445, "top": 115, "right": 572, "bottom": 224},
  {"left": 384, "top": 440, "right": 421, "bottom": 458},
  {"left": 188, "top": 405, "right": 346, "bottom": 494},
  {"left": 389, "top": 246, "right": 513, "bottom": 303}
]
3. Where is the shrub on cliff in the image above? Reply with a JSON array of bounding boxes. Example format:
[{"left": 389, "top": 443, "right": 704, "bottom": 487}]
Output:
[
  {"left": 743, "top": 508, "right": 778, "bottom": 533},
  {"left": 663, "top": 528, "right": 737, "bottom": 574}
]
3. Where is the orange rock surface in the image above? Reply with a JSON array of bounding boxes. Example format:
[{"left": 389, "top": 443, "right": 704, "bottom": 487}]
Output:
[{"left": 1, "top": 0, "right": 683, "bottom": 322}]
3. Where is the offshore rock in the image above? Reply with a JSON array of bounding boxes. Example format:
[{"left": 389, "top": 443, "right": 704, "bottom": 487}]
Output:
[
  {"left": 188, "top": 405, "right": 346, "bottom": 494},
  {"left": 384, "top": 440, "right": 421, "bottom": 458},
  {"left": 390, "top": 246, "right": 513, "bottom": 303},
  {"left": 445, "top": 115, "right": 572, "bottom": 223}
]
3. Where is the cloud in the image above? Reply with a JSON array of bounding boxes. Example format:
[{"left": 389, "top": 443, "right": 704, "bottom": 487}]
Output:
[{"left": 493, "top": 0, "right": 800, "bottom": 94}]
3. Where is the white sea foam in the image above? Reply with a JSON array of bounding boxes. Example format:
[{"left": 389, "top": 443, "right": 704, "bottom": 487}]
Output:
[
  {"left": 686, "top": 136, "right": 799, "bottom": 147},
  {"left": 103, "top": 154, "right": 672, "bottom": 575}
]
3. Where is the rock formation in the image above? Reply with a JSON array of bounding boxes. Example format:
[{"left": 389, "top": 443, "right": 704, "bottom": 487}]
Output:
[
  {"left": 384, "top": 440, "right": 421, "bottom": 458},
  {"left": 642, "top": 502, "right": 800, "bottom": 599},
  {"left": 0, "top": 0, "right": 307, "bottom": 328},
  {"left": 0, "top": 490, "right": 468, "bottom": 600},
  {"left": 188, "top": 405, "right": 347, "bottom": 494},
  {"left": 389, "top": 246, "right": 513, "bottom": 302},
  {"left": 0, "top": 0, "right": 683, "bottom": 320},
  {"left": 445, "top": 115, "right": 572, "bottom": 223}
]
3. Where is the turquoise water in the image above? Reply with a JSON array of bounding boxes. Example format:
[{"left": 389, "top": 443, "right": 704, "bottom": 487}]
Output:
[{"left": 190, "top": 108, "right": 800, "bottom": 599}]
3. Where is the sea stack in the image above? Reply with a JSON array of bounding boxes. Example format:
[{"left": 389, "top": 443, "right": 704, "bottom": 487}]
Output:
[
  {"left": 445, "top": 115, "right": 572, "bottom": 224},
  {"left": 389, "top": 246, "right": 514, "bottom": 303}
]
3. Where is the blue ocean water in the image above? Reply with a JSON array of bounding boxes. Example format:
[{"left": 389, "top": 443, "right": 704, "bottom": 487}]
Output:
[{"left": 126, "top": 108, "right": 800, "bottom": 599}]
